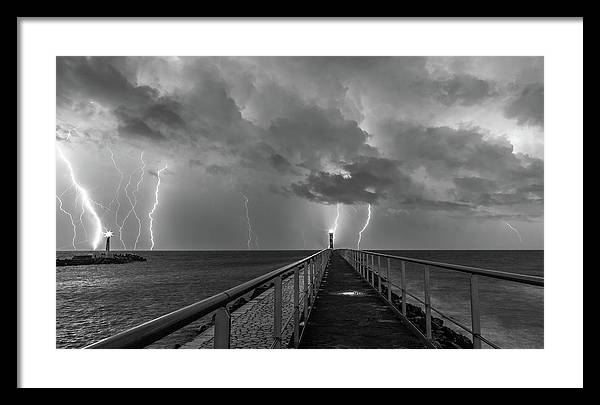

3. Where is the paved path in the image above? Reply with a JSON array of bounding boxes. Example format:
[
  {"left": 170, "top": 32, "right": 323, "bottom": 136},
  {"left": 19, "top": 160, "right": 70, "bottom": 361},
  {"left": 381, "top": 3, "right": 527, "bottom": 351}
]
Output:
[
  {"left": 299, "top": 252, "right": 426, "bottom": 349},
  {"left": 181, "top": 276, "right": 306, "bottom": 349}
]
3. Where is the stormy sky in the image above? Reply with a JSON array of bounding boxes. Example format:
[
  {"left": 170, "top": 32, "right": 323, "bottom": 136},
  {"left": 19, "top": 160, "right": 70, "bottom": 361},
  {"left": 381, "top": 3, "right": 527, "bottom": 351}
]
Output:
[{"left": 56, "top": 56, "right": 543, "bottom": 251}]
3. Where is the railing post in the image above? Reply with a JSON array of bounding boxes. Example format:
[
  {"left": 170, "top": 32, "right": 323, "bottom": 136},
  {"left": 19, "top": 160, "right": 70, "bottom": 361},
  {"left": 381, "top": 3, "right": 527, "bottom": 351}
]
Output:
[
  {"left": 401, "top": 261, "right": 407, "bottom": 315},
  {"left": 214, "top": 307, "right": 231, "bottom": 349},
  {"left": 303, "top": 262, "right": 309, "bottom": 320},
  {"left": 311, "top": 259, "right": 316, "bottom": 298},
  {"left": 294, "top": 267, "right": 300, "bottom": 348},
  {"left": 377, "top": 256, "right": 382, "bottom": 293},
  {"left": 362, "top": 253, "right": 365, "bottom": 278},
  {"left": 273, "top": 275, "right": 282, "bottom": 348},
  {"left": 308, "top": 259, "right": 313, "bottom": 307},
  {"left": 470, "top": 275, "right": 482, "bottom": 349},
  {"left": 359, "top": 252, "right": 362, "bottom": 276},
  {"left": 371, "top": 255, "right": 375, "bottom": 286},
  {"left": 359, "top": 252, "right": 363, "bottom": 277},
  {"left": 362, "top": 253, "right": 365, "bottom": 279},
  {"left": 424, "top": 265, "right": 432, "bottom": 340},
  {"left": 387, "top": 258, "right": 392, "bottom": 302}
]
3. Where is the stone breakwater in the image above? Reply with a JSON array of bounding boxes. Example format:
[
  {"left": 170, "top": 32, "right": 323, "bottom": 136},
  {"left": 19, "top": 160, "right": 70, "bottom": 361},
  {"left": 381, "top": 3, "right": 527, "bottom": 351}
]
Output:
[
  {"left": 381, "top": 284, "right": 473, "bottom": 349},
  {"left": 56, "top": 253, "right": 147, "bottom": 267}
]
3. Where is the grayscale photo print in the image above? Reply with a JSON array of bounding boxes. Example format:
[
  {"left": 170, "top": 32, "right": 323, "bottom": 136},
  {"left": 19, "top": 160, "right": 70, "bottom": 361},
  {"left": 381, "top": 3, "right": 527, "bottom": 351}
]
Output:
[{"left": 55, "top": 56, "right": 545, "bottom": 350}]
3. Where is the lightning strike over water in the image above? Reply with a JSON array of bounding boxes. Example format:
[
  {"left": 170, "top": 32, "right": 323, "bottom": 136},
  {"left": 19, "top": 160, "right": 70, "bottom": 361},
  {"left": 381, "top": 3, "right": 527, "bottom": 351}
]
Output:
[
  {"left": 148, "top": 164, "right": 168, "bottom": 251},
  {"left": 330, "top": 203, "right": 341, "bottom": 234},
  {"left": 357, "top": 204, "right": 372, "bottom": 250},
  {"left": 242, "top": 194, "right": 259, "bottom": 249},
  {"left": 57, "top": 147, "right": 103, "bottom": 250},
  {"left": 108, "top": 147, "right": 126, "bottom": 249},
  {"left": 133, "top": 152, "right": 146, "bottom": 250},
  {"left": 56, "top": 194, "right": 77, "bottom": 250},
  {"left": 78, "top": 198, "right": 89, "bottom": 241},
  {"left": 119, "top": 172, "right": 135, "bottom": 249},
  {"left": 505, "top": 222, "right": 523, "bottom": 244},
  {"left": 119, "top": 152, "right": 146, "bottom": 249}
]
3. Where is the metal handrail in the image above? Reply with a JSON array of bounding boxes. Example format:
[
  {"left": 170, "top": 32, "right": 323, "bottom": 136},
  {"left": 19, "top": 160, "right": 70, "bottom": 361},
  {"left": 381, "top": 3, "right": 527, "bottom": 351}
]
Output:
[
  {"left": 361, "top": 250, "right": 543, "bottom": 286},
  {"left": 388, "top": 280, "right": 501, "bottom": 348},
  {"left": 337, "top": 248, "right": 543, "bottom": 349},
  {"left": 85, "top": 249, "right": 330, "bottom": 349}
]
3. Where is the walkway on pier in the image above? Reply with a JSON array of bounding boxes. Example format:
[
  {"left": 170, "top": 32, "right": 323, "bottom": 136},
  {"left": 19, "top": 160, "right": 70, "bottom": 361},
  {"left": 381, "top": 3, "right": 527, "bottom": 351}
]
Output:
[{"left": 299, "top": 251, "right": 426, "bottom": 349}]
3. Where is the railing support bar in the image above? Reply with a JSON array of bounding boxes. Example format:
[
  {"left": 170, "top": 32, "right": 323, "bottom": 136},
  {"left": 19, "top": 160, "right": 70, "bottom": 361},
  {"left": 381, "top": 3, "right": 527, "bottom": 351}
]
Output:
[
  {"left": 214, "top": 307, "right": 231, "bottom": 349},
  {"left": 273, "top": 275, "right": 282, "bottom": 348},
  {"left": 387, "top": 258, "right": 392, "bottom": 302},
  {"left": 377, "top": 256, "right": 382, "bottom": 293},
  {"left": 293, "top": 267, "right": 300, "bottom": 348},
  {"left": 470, "top": 275, "right": 482, "bottom": 349},
  {"left": 303, "top": 263, "right": 309, "bottom": 320},
  {"left": 424, "top": 265, "right": 432, "bottom": 340},
  {"left": 401, "top": 261, "right": 407, "bottom": 316}
]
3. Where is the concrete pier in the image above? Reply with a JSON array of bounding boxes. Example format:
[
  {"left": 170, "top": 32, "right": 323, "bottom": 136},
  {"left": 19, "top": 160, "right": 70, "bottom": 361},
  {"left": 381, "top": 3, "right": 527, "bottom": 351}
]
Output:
[{"left": 300, "top": 251, "right": 426, "bottom": 349}]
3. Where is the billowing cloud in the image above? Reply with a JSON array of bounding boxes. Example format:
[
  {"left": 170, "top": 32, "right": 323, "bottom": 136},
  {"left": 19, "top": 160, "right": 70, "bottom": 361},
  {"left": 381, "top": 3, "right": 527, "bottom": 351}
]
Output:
[
  {"left": 435, "top": 74, "right": 496, "bottom": 106},
  {"left": 56, "top": 56, "right": 544, "bottom": 250},
  {"left": 504, "top": 83, "right": 544, "bottom": 126},
  {"left": 290, "top": 157, "right": 410, "bottom": 205}
]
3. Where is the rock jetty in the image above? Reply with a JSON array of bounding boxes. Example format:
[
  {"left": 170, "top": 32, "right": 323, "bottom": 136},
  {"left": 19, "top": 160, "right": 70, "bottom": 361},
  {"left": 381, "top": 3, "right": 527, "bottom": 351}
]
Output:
[{"left": 56, "top": 253, "right": 147, "bottom": 267}]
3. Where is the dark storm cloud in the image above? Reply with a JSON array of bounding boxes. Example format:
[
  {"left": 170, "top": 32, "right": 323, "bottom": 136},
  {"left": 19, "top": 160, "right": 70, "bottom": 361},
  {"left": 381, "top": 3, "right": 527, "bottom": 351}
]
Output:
[
  {"left": 453, "top": 177, "right": 498, "bottom": 193},
  {"left": 435, "top": 74, "right": 496, "bottom": 106},
  {"left": 517, "top": 183, "right": 544, "bottom": 197},
  {"left": 56, "top": 56, "right": 544, "bottom": 249},
  {"left": 504, "top": 83, "right": 544, "bottom": 126},
  {"left": 267, "top": 104, "right": 377, "bottom": 170},
  {"left": 57, "top": 57, "right": 159, "bottom": 108},
  {"left": 205, "top": 164, "right": 233, "bottom": 176},
  {"left": 268, "top": 153, "right": 297, "bottom": 174},
  {"left": 476, "top": 192, "right": 543, "bottom": 206},
  {"left": 144, "top": 103, "right": 186, "bottom": 129},
  {"left": 378, "top": 120, "right": 538, "bottom": 180},
  {"left": 398, "top": 197, "right": 476, "bottom": 213},
  {"left": 114, "top": 107, "right": 166, "bottom": 141},
  {"left": 289, "top": 157, "right": 409, "bottom": 205},
  {"left": 179, "top": 67, "right": 245, "bottom": 141}
]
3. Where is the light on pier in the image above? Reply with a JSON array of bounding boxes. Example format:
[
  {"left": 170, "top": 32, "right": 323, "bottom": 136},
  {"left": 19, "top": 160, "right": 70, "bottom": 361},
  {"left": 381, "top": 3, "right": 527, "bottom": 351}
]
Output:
[
  {"left": 328, "top": 230, "right": 334, "bottom": 249},
  {"left": 104, "top": 230, "right": 113, "bottom": 253}
]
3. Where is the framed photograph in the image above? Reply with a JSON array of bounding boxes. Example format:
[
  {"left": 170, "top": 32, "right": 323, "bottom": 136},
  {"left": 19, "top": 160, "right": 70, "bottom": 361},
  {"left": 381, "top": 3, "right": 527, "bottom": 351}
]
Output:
[{"left": 17, "top": 17, "right": 583, "bottom": 388}]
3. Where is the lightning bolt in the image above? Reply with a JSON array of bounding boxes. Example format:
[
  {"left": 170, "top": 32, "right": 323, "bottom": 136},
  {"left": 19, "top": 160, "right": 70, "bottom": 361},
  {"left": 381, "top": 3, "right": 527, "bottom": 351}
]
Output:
[
  {"left": 357, "top": 203, "right": 372, "bottom": 250},
  {"left": 57, "top": 147, "right": 103, "bottom": 250},
  {"left": 118, "top": 172, "right": 135, "bottom": 249},
  {"left": 148, "top": 164, "right": 168, "bottom": 250},
  {"left": 505, "top": 222, "right": 523, "bottom": 244},
  {"left": 56, "top": 191, "right": 77, "bottom": 250},
  {"left": 331, "top": 203, "right": 341, "bottom": 234},
  {"left": 133, "top": 152, "right": 146, "bottom": 250},
  {"left": 108, "top": 147, "right": 125, "bottom": 248},
  {"left": 242, "top": 194, "right": 260, "bottom": 249},
  {"left": 119, "top": 152, "right": 145, "bottom": 250},
  {"left": 78, "top": 198, "right": 89, "bottom": 242}
]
